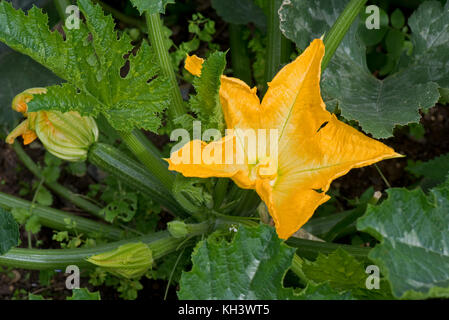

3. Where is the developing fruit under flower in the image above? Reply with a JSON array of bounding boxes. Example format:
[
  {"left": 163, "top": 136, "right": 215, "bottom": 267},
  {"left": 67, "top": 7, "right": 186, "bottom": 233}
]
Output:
[
  {"left": 6, "top": 88, "right": 99, "bottom": 162},
  {"left": 86, "top": 242, "right": 153, "bottom": 279}
]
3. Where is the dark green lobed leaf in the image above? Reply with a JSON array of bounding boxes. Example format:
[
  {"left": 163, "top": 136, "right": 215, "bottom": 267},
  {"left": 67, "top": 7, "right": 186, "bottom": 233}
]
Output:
[
  {"left": 0, "top": 0, "right": 171, "bottom": 132},
  {"left": 357, "top": 177, "right": 449, "bottom": 299},
  {"left": 67, "top": 288, "right": 101, "bottom": 300},
  {"left": 179, "top": 224, "right": 352, "bottom": 300},
  {"left": 279, "top": 0, "right": 447, "bottom": 138},
  {"left": 407, "top": 153, "right": 449, "bottom": 187},
  {"left": 303, "top": 248, "right": 394, "bottom": 299}
]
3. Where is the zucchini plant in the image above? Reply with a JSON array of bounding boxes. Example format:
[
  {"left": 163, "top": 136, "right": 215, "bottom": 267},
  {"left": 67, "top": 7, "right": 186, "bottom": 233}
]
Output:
[{"left": 0, "top": 0, "right": 448, "bottom": 300}]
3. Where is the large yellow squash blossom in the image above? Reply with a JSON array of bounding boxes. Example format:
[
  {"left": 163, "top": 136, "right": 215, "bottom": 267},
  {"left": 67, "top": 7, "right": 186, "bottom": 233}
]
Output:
[{"left": 168, "top": 39, "right": 402, "bottom": 239}]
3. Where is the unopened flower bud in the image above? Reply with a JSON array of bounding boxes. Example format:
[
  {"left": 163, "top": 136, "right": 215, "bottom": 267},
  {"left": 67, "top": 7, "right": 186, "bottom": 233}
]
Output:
[
  {"left": 6, "top": 88, "right": 98, "bottom": 162},
  {"left": 86, "top": 242, "right": 153, "bottom": 279},
  {"left": 34, "top": 111, "right": 98, "bottom": 161},
  {"left": 185, "top": 54, "right": 204, "bottom": 76},
  {"left": 167, "top": 220, "right": 189, "bottom": 238}
]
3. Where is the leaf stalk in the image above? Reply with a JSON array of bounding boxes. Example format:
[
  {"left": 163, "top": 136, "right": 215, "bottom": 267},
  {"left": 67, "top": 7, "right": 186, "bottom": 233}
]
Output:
[{"left": 322, "top": 0, "right": 368, "bottom": 70}]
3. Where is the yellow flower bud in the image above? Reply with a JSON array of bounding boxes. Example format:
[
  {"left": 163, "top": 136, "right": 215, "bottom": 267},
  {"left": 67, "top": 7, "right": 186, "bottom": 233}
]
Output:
[
  {"left": 6, "top": 88, "right": 98, "bottom": 162},
  {"left": 185, "top": 54, "right": 204, "bottom": 76},
  {"left": 86, "top": 242, "right": 153, "bottom": 279},
  {"left": 5, "top": 119, "right": 37, "bottom": 145},
  {"left": 34, "top": 111, "right": 98, "bottom": 162}
]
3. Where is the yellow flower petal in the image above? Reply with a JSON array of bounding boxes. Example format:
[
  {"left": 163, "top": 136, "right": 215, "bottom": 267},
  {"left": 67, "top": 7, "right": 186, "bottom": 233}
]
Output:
[
  {"left": 256, "top": 179, "right": 330, "bottom": 239},
  {"left": 267, "top": 115, "right": 400, "bottom": 239},
  {"left": 5, "top": 119, "right": 36, "bottom": 145},
  {"left": 22, "top": 129, "right": 38, "bottom": 145},
  {"left": 169, "top": 39, "right": 403, "bottom": 240},
  {"left": 184, "top": 54, "right": 204, "bottom": 76},
  {"left": 12, "top": 87, "right": 47, "bottom": 114},
  {"left": 260, "top": 39, "right": 330, "bottom": 153},
  {"left": 219, "top": 76, "right": 261, "bottom": 130},
  {"left": 166, "top": 135, "right": 254, "bottom": 189}
]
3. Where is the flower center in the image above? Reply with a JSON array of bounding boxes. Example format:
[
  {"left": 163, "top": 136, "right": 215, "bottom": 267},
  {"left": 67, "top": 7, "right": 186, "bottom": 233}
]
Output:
[{"left": 249, "top": 156, "right": 278, "bottom": 184}]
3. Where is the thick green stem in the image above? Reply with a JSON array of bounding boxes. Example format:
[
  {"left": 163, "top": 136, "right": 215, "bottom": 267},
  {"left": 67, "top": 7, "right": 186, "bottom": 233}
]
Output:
[
  {"left": 213, "top": 178, "right": 229, "bottom": 209},
  {"left": 131, "top": 129, "right": 164, "bottom": 159},
  {"left": 234, "top": 190, "right": 260, "bottom": 216},
  {"left": 280, "top": 34, "right": 292, "bottom": 64},
  {"left": 184, "top": 220, "right": 212, "bottom": 236},
  {"left": 0, "top": 192, "right": 122, "bottom": 240},
  {"left": 168, "top": 220, "right": 214, "bottom": 238},
  {"left": 229, "top": 24, "right": 252, "bottom": 85},
  {"left": 0, "top": 231, "right": 193, "bottom": 270},
  {"left": 145, "top": 13, "right": 186, "bottom": 120},
  {"left": 322, "top": 0, "right": 368, "bottom": 70},
  {"left": 116, "top": 133, "right": 198, "bottom": 217},
  {"left": 262, "top": 0, "right": 286, "bottom": 95},
  {"left": 53, "top": 0, "right": 71, "bottom": 22},
  {"left": 286, "top": 237, "right": 371, "bottom": 262},
  {"left": 119, "top": 130, "right": 173, "bottom": 190},
  {"left": 88, "top": 142, "right": 188, "bottom": 217},
  {"left": 303, "top": 210, "right": 353, "bottom": 236},
  {"left": 94, "top": 0, "right": 146, "bottom": 31},
  {"left": 322, "top": 206, "right": 366, "bottom": 242},
  {"left": 13, "top": 142, "right": 103, "bottom": 219}
]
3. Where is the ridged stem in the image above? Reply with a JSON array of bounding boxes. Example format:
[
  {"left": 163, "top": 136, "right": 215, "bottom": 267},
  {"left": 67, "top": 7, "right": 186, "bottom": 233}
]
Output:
[
  {"left": 303, "top": 210, "right": 353, "bottom": 236},
  {"left": 262, "top": 0, "right": 287, "bottom": 95},
  {"left": 290, "top": 254, "right": 308, "bottom": 285},
  {"left": 286, "top": 237, "right": 371, "bottom": 261},
  {"left": 53, "top": 0, "right": 71, "bottom": 22},
  {"left": 237, "top": 191, "right": 260, "bottom": 216},
  {"left": 0, "top": 231, "right": 193, "bottom": 270},
  {"left": 0, "top": 192, "right": 122, "bottom": 240},
  {"left": 119, "top": 130, "right": 173, "bottom": 191},
  {"left": 213, "top": 178, "right": 229, "bottom": 210},
  {"left": 88, "top": 142, "right": 187, "bottom": 217},
  {"left": 145, "top": 13, "right": 186, "bottom": 120},
  {"left": 322, "top": 0, "right": 368, "bottom": 70},
  {"left": 229, "top": 24, "right": 252, "bottom": 85},
  {"left": 117, "top": 133, "right": 198, "bottom": 217}
]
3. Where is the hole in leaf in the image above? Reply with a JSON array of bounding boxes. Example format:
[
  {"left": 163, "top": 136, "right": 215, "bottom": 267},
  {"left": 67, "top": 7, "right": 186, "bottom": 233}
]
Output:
[
  {"left": 120, "top": 59, "right": 130, "bottom": 78},
  {"left": 147, "top": 74, "right": 158, "bottom": 83}
]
